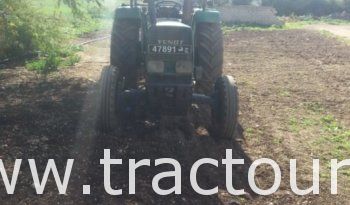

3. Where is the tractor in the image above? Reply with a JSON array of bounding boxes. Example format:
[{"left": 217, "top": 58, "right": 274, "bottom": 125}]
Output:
[{"left": 98, "top": 0, "right": 239, "bottom": 140}]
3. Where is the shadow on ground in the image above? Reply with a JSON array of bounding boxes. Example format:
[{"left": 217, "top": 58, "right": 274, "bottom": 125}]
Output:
[{"left": 0, "top": 74, "right": 252, "bottom": 205}]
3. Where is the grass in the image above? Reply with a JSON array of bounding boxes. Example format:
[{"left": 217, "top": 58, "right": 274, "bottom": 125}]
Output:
[
  {"left": 26, "top": 53, "right": 81, "bottom": 73},
  {"left": 313, "top": 116, "right": 350, "bottom": 177},
  {"left": 23, "top": 0, "right": 116, "bottom": 73},
  {"left": 33, "top": 0, "right": 114, "bottom": 37},
  {"left": 278, "top": 89, "right": 291, "bottom": 97},
  {"left": 304, "top": 16, "right": 350, "bottom": 25},
  {"left": 26, "top": 45, "right": 83, "bottom": 73},
  {"left": 26, "top": 54, "right": 61, "bottom": 73},
  {"left": 304, "top": 102, "right": 324, "bottom": 113},
  {"left": 222, "top": 22, "right": 310, "bottom": 34},
  {"left": 245, "top": 127, "right": 254, "bottom": 138},
  {"left": 272, "top": 135, "right": 284, "bottom": 145},
  {"left": 285, "top": 101, "right": 350, "bottom": 179},
  {"left": 222, "top": 16, "right": 350, "bottom": 33},
  {"left": 318, "top": 29, "right": 350, "bottom": 45}
]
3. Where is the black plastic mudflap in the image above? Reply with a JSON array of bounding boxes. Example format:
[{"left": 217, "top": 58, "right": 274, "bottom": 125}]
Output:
[{"left": 147, "top": 84, "right": 192, "bottom": 116}]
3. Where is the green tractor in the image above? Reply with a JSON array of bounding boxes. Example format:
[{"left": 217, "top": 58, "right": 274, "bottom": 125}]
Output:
[{"left": 98, "top": 0, "right": 239, "bottom": 140}]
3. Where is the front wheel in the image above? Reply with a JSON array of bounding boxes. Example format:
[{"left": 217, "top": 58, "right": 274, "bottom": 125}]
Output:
[
  {"left": 210, "top": 75, "right": 239, "bottom": 140},
  {"left": 98, "top": 66, "right": 119, "bottom": 133}
]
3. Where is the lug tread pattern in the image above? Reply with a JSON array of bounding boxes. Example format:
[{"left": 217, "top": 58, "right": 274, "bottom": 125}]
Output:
[
  {"left": 212, "top": 75, "right": 239, "bottom": 140},
  {"left": 110, "top": 19, "right": 139, "bottom": 87},
  {"left": 98, "top": 66, "right": 118, "bottom": 133},
  {"left": 196, "top": 23, "right": 224, "bottom": 94}
]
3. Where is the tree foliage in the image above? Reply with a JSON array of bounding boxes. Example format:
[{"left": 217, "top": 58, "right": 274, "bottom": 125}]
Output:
[
  {"left": 262, "top": 0, "right": 350, "bottom": 16},
  {"left": 0, "top": 0, "right": 103, "bottom": 73},
  {"left": 232, "top": 0, "right": 252, "bottom": 5},
  {"left": 58, "top": 0, "right": 103, "bottom": 15},
  {"left": 227, "top": 0, "right": 350, "bottom": 16},
  {"left": 0, "top": 0, "right": 64, "bottom": 60}
]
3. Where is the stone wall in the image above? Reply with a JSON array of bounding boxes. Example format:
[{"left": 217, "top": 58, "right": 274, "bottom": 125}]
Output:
[{"left": 217, "top": 5, "right": 283, "bottom": 26}]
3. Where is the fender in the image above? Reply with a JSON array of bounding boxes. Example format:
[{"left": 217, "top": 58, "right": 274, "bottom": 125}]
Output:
[
  {"left": 192, "top": 9, "right": 221, "bottom": 24},
  {"left": 114, "top": 6, "right": 142, "bottom": 21}
]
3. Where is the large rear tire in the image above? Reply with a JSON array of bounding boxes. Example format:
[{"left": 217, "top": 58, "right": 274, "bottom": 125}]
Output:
[
  {"left": 110, "top": 19, "right": 140, "bottom": 89},
  {"left": 98, "top": 66, "right": 119, "bottom": 133},
  {"left": 195, "top": 23, "right": 223, "bottom": 95},
  {"left": 211, "top": 75, "right": 239, "bottom": 140}
]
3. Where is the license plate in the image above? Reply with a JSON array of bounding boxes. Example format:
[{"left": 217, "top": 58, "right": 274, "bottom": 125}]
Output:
[{"left": 148, "top": 45, "right": 192, "bottom": 54}]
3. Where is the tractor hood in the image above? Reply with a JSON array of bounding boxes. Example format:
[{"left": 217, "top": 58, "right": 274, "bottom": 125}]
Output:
[
  {"left": 155, "top": 20, "right": 190, "bottom": 28},
  {"left": 147, "top": 20, "right": 192, "bottom": 54},
  {"left": 147, "top": 20, "right": 192, "bottom": 56}
]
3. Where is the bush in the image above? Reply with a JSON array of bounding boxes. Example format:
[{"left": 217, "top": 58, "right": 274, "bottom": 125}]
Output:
[
  {"left": 62, "top": 54, "right": 81, "bottom": 67},
  {"left": 26, "top": 46, "right": 82, "bottom": 73},
  {"left": 26, "top": 53, "right": 61, "bottom": 73},
  {"left": 232, "top": 0, "right": 252, "bottom": 5},
  {"left": 0, "top": 0, "right": 66, "bottom": 60},
  {"left": 0, "top": 0, "right": 103, "bottom": 73}
]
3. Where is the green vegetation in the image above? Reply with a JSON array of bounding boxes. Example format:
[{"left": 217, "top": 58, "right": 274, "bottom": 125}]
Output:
[
  {"left": 304, "top": 102, "right": 324, "bottom": 113},
  {"left": 245, "top": 127, "right": 254, "bottom": 138},
  {"left": 229, "top": 0, "right": 350, "bottom": 16},
  {"left": 314, "top": 115, "right": 350, "bottom": 178},
  {"left": 285, "top": 102, "right": 350, "bottom": 178},
  {"left": 318, "top": 29, "right": 350, "bottom": 45},
  {"left": 262, "top": 0, "right": 350, "bottom": 16},
  {"left": 0, "top": 0, "right": 116, "bottom": 73},
  {"left": 222, "top": 16, "right": 350, "bottom": 33},
  {"left": 221, "top": 22, "right": 304, "bottom": 34},
  {"left": 25, "top": 45, "right": 82, "bottom": 73},
  {"left": 26, "top": 53, "right": 61, "bottom": 73}
]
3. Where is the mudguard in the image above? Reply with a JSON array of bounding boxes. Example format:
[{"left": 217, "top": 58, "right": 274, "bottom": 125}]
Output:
[
  {"left": 192, "top": 9, "right": 221, "bottom": 24},
  {"left": 192, "top": 9, "right": 221, "bottom": 44},
  {"left": 114, "top": 6, "right": 142, "bottom": 20}
]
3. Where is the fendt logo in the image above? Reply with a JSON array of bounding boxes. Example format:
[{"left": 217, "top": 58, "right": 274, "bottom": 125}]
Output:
[{"left": 157, "top": 40, "right": 184, "bottom": 45}]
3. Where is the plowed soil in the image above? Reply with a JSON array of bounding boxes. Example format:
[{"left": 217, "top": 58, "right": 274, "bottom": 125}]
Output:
[{"left": 0, "top": 29, "right": 349, "bottom": 204}]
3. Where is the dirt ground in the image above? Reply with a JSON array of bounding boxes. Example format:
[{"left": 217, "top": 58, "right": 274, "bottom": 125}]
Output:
[
  {"left": 0, "top": 29, "right": 350, "bottom": 204},
  {"left": 305, "top": 24, "right": 350, "bottom": 41}
]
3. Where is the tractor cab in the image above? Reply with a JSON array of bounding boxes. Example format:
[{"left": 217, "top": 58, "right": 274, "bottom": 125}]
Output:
[{"left": 155, "top": 0, "right": 183, "bottom": 19}]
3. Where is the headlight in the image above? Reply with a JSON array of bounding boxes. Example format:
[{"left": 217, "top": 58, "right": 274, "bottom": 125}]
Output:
[
  {"left": 176, "top": 60, "right": 192, "bottom": 74},
  {"left": 147, "top": 61, "right": 164, "bottom": 73}
]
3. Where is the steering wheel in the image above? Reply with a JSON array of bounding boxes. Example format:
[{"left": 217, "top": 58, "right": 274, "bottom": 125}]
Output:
[{"left": 155, "top": 0, "right": 182, "bottom": 11}]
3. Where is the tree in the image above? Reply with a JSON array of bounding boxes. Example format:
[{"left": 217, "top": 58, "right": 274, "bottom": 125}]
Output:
[
  {"left": 0, "top": 0, "right": 102, "bottom": 72},
  {"left": 59, "top": 0, "right": 102, "bottom": 14},
  {"left": 232, "top": 0, "right": 252, "bottom": 5}
]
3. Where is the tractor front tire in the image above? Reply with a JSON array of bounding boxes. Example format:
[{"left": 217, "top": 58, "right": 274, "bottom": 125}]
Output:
[
  {"left": 211, "top": 75, "right": 239, "bottom": 140},
  {"left": 110, "top": 19, "right": 140, "bottom": 89},
  {"left": 98, "top": 66, "right": 119, "bottom": 133},
  {"left": 195, "top": 23, "right": 223, "bottom": 95}
]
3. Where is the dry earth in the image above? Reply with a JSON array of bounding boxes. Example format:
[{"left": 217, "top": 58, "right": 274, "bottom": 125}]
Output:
[
  {"left": 0, "top": 29, "right": 350, "bottom": 204},
  {"left": 225, "top": 30, "right": 350, "bottom": 204},
  {"left": 305, "top": 24, "right": 350, "bottom": 41}
]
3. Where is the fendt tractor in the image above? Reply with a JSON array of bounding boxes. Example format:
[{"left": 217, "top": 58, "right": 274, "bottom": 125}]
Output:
[{"left": 98, "top": 0, "right": 239, "bottom": 140}]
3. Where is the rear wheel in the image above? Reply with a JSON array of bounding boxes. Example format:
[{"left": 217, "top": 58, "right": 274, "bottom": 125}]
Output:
[
  {"left": 110, "top": 19, "right": 140, "bottom": 89},
  {"left": 195, "top": 23, "right": 223, "bottom": 95},
  {"left": 211, "top": 75, "right": 239, "bottom": 140},
  {"left": 98, "top": 66, "right": 119, "bottom": 133}
]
